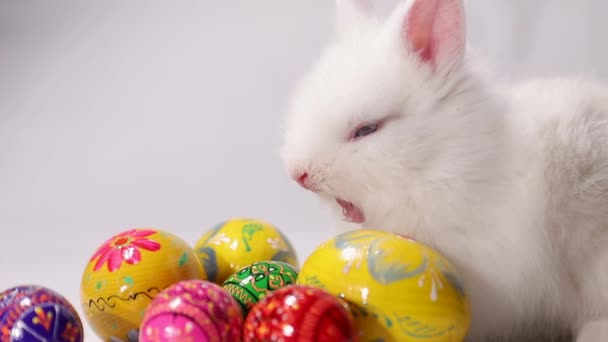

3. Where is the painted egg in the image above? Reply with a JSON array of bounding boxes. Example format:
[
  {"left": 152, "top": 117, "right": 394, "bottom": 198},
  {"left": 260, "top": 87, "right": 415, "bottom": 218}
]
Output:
[
  {"left": 222, "top": 261, "right": 298, "bottom": 314},
  {"left": 0, "top": 285, "right": 84, "bottom": 342},
  {"left": 0, "top": 286, "right": 36, "bottom": 324},
  {"left": 80, "top": 228, "right": 206, "bottom": 341},
  {"left": 243, "top": 285, "right": 357, "bottom": 342},
  {"left": 297, "top": 229, "right": 471, "bottom": 342},
  {"left": 140, "top": 280, "right": 243, "bottom": 342},
  {"left": 194, "top": 218, "right": 299, "bottom": 284}
]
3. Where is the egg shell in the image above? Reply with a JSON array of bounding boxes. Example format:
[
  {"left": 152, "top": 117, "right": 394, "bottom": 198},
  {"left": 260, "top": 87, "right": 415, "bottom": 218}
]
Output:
[
  {"left": 243, "top": 285, "right": 357, "bottom": 342},
  {"left": 195, "top": 218, "right": 299, "bottom": 284},
  {"left": 297, "top": 229, "right": 471, "bottom": 342},
  {"left": 80, "top": 228, "right": 206, "bottom": 341},
  {"left": 222, "top": 260, "right": 298, "bottom": 314},
  {"left": 140, "top": 280, "right": 243, "bottom": 342},
  {"left": 0, "top": 285, "right": 84, "bottom": 342},
  {"left": 140, "top": 314, "right": 207, "bottom": 341},
  {"left": 0, "top": 286, "right": 40, "bottom": 323}
]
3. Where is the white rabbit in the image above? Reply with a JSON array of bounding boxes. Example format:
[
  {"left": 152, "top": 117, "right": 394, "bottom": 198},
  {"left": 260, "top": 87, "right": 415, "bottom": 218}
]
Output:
[{"left": 280, "top": 0, "right": 608, "bottom": 341}]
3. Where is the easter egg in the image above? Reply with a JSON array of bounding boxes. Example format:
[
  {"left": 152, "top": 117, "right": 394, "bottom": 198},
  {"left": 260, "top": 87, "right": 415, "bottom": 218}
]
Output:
[
  {"left": 222, "top": 261, "right": 298, "bottom": 314},
  {"left": 297, "top": 230, "right": 471, "bottom": 342},
  {"left": 80, "top": 228, "right": 206, "bottom": 341},
  {"left": 140, "top": 280, "right": 243, "bottom": 342},
  {"left": 195, "top": 218, "right": 298, "bottom": 284},
  {"left": 0, "top": 286, "right": 37, "bottom": 324},
  {"left": 0, "top": 285, "right": 84, "bottom": 342},
  {"left": 243, "top": 285, "right": 357, "bottom": 342}
]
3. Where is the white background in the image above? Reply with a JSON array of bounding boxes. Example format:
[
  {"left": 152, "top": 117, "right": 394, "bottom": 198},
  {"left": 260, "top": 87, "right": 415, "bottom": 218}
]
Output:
[{"left": 1, "top": 1, "right": 607, "bottom": 340}]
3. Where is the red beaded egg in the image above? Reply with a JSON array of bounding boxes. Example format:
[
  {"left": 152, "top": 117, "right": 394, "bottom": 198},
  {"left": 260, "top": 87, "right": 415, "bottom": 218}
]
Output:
[{"left": 243, "top": 285, "right": 357, "bottom": 342}]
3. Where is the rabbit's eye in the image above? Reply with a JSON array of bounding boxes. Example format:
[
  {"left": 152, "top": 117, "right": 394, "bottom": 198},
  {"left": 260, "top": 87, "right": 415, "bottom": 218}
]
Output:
[{"left": 352, "top": 122, "right": 380, "bottom": 140}]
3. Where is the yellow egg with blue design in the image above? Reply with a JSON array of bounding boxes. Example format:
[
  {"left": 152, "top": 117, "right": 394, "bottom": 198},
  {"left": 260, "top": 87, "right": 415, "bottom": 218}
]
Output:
[
  {"left": 297, "top": 229, "right": 470, "bottom": 342},
  {"left": 80, "top": 228, "right": 206, "bottom": 341},
  {"left": 194, "top": 218, "right": 299, "bottom": 284}
]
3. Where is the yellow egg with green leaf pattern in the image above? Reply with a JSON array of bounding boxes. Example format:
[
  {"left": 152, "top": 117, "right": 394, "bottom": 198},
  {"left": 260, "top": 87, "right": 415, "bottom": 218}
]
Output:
[
  {"left": 195, "top": 218, "right": 299, "bottom": 284},
  {"left": 297, "top": 229, "right": 470, "bottom": 342}
]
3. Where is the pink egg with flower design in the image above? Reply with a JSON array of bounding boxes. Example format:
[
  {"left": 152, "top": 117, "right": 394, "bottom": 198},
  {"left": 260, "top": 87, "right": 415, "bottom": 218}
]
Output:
[{"left": 140, "top": 280, "right": 243, "bottom": 342}]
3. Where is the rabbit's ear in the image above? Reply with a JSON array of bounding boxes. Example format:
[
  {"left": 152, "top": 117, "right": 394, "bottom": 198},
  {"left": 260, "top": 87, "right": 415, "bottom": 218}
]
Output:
[
  {"left": 334, "top": 0, "right": 373, "bottom": 38},
  {"left": 388, "top": 0, "right": 467, "bottom": 71}
]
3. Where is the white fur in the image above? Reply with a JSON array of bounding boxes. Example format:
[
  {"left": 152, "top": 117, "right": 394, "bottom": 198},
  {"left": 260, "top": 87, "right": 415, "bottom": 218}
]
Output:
[{"left": 281, "top": 1, "right": 608, "bottom": 341}]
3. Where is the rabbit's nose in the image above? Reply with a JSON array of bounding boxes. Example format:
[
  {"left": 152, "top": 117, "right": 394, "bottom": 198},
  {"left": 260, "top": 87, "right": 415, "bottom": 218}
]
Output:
[{"left": 291, "top": 170, "right": 319, "bottom": 192}]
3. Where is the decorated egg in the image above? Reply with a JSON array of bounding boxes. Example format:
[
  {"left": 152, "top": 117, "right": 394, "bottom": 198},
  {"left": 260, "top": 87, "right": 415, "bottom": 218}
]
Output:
[
  {"left": 80, "top": 228, "right": 206, "bottom": 341},
  {"left": 243, "top": 285, "right": 357, "bottom": 342},
  {"left": 0, "top": 285, "right": 84, "bottom": 342},
  {"left": 195, "top": 218, "right": 298, "bottom": 284},
  {"left": 223, "top": 261, "right": 298, "bottom": 314},
  {"left": 297, "top": 229, "right": 471, "bottom": 342},
  {"left": 140, "top": 279, "right": 243, "bottom": 342}
]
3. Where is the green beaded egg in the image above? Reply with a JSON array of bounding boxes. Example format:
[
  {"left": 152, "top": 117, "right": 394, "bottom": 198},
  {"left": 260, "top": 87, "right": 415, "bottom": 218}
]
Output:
[{"left": 222, "top": 260, "right": 298, "bottom": 313}]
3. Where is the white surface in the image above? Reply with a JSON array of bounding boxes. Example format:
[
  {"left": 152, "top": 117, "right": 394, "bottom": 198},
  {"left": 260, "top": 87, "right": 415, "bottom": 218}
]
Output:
[{"left": 0, "top": 1, "right": 607, "bottom": 340}]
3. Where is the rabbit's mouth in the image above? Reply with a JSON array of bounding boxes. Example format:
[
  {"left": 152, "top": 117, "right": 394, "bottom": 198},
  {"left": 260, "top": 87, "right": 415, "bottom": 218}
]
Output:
[{"left": 336, "top": 198, "right": 365, "bottom": 223}]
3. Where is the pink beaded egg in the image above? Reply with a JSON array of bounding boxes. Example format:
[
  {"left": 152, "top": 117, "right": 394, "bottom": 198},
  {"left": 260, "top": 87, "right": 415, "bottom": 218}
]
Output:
[{"left": 140, "top": 280, "right": 243, "bottom": 342}]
